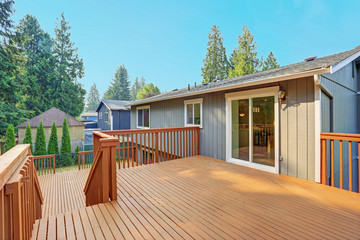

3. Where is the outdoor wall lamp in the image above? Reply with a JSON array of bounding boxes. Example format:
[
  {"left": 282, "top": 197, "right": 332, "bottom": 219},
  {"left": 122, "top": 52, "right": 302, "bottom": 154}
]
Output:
[{"left": 278, "top": 90, "right": 287, "bottom": 101}]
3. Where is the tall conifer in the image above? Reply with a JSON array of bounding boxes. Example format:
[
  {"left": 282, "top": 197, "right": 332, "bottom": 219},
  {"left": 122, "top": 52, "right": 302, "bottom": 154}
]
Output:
[
  {"left": 34, "top": 120, "right": 46, "bottom": 155},
  {"left": 23, "top": 123, "right": 33, "bottom": 153},
  {"left": 48, "top": 121, "right": 59, "bottom": 154}
]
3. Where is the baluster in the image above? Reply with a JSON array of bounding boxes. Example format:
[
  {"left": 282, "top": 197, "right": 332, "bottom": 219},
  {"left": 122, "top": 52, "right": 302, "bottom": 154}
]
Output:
[
  {"left": 331, "top": 140, "right": 334, "bottom": 186},
  {"left": 140, "top": 133, "right": 143, "bottom": 165},
  {"left": 321, "top": 139, "right": 327, "bottom": 184},
  {"left": 349, "top": 141, "right": 352, "bottom": 191},
  {"left": 339, "top": 140, "right": 343, "bottom": 189},
  {"left": 152, "top": 132, "right": 155, "bottom": 163},
  {"left": 122, "top": 134, "right": 125, "bottom": 168},
  {"left": 171, "top": 131, "right": 174, "bottom": 160},
  {"left": 135, "top": 134, "right": 138, "bottom": 166},
  {"left": 127, "top": 134, "right": 130, "bottom": 168}
]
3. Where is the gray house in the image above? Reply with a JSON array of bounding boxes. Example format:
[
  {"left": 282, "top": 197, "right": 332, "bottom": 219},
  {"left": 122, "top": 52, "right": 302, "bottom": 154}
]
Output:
[
  {"left": 128, "top": 47, "right": 360, "bottom": 185},
  {"left": 96, "top": 100, "right": 131, "bottom": 131}
]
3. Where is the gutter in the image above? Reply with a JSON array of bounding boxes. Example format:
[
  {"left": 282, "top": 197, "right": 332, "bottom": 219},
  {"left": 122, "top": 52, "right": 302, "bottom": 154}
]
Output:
[{"left": 128, "top": 67, "right": 331, "bottom": 107}]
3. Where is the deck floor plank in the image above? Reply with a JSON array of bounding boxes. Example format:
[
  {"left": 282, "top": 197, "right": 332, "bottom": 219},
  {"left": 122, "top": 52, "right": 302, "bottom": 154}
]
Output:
[{"left": 33, "top": 156, "right": 360, "bottom": 240}]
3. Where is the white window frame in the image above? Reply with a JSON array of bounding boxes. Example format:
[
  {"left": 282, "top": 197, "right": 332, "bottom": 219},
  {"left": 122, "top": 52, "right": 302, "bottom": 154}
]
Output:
[
  {"left": 136, "top": 105, "right": 150, "bottom": 129},
  {"left": 104, "top": 112, "right": 109, "bottom": 122},
  {"left": 184, "top": 98, "right": 203, "bottom": 128},
  {"left": 225, "top": 86, "right": 280, "bottom": 174},
  {"left": 99, "top": 112, "right": 102, "bottom": 120}
]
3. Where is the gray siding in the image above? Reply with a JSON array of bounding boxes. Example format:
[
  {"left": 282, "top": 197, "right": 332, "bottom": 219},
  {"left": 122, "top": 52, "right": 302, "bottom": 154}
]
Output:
[{"left": 131, "top": 77, "right": 318, "bottom": 181}]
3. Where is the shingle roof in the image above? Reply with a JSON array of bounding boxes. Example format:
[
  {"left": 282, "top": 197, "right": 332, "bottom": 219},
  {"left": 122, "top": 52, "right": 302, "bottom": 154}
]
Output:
[
  {"left": 129, "top": 47, "right": 360, "bottom": 106},
  {"left": 17, "top": 107, "right": 84, "bottom": 128},
  {"left": 97, "top": 100, "right": 132, "bottom": 112}
]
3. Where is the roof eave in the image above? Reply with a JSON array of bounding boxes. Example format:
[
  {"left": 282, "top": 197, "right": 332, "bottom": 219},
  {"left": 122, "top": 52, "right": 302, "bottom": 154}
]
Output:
[
  {"left": 128, "top": 67, "right": 331, "bottom": 107},
  {"left": 330, "top": 51, "right": 360, "bottom": 74}
]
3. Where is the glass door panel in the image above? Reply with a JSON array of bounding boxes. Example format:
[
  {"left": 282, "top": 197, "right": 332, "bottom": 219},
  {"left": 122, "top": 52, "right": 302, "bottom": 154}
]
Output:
[
  {"left": 231, "top": 99, "right": 249, "bottom": 161},
  {"left": 252, "top": 96, "right": 275, "bottom": 166}
]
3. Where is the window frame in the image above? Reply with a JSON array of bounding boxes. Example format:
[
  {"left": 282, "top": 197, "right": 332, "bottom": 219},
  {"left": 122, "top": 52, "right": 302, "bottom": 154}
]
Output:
[
  {"left": 136, "top": 105, "right": 151, "bottom": 129},
  {"left": 104, "top": 112, "right": 109, "bottom": 122},
  {"left": 184, "top": 98, "right": 203, "bottom": 128}
]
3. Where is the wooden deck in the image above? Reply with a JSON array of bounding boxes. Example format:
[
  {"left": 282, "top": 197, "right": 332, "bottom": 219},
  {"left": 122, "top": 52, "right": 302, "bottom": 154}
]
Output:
[
  {"left": 38, "top": 169, "right": 90, "bottom": 218},
  {"left": 32, "top": 156, "right": 360, "bottom": 239}
]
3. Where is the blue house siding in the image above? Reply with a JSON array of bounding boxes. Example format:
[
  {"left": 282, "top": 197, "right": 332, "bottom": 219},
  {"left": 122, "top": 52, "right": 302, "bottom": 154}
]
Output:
[
  {"left": 97, "top": 104, "right": 111, "bottom": 130},
  {"left": 120, "top": 111, "right": 131, "bottom": 130}
]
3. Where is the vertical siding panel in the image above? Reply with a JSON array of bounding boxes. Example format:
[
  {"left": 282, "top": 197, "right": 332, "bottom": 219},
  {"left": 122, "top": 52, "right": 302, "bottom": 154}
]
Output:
[
  {"left": 288, "top": 79, "right": 298, "bottom": 177},
  {"left": 297, "top": 78, "right": 308, "bottom": 179},
  {"left": 307, "top": 78, "right": 315, "bottom": 181},
  {"left": 280, "top": 81, "right": 289, "bottom": 175}
]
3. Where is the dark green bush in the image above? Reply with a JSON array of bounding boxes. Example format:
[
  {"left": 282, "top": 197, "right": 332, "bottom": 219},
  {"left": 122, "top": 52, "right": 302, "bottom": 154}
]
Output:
[
  {"left": 23, "top": 123, "right": 33, "bottom": 154},
  {"left": 48, "top": 121, "right": 59, "bottom": 154},
  {"left": 4, "top": 124, "right": 16, "bottom": 152},
  {"left": 34, "top": 121, "right": 46, "bottom": 156}
]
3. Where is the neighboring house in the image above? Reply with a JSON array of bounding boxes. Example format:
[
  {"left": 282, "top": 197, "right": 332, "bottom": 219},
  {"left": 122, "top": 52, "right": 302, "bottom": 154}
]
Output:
[
  {"left": 128, "top": 47, "right": 360, "bottom": 185},
  {"left": 17, "top": 107, "right": 85, "bottom": 152},
  {"left": 80, "top": 111, "right": 98, "bottom": 129},
  {"left": 80, "top": 111, "right": 98, "bottom": 122},
  {"left": 96, "top": 100, "right": 132, "bottom": 131}
]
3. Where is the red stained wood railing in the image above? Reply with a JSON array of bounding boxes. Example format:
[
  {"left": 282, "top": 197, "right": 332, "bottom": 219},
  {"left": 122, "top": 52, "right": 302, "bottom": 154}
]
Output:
[
  {"left": 78, "top": 150, "right": 94, "bottom": 170},
  {"left": 0, "top": 144, "right": 43, "bottom": 239},
  {"left": 84, "top": 131, "right": 118, "bottom": 206},
  {"left": 102, "top": 126, "right": 200, "bottom": 169},
  {"left": 31, "top": 154, "right": 56, "bottom": 175},
  {"left": 320, "top": 132, "right": 360, "bottom": 193}
]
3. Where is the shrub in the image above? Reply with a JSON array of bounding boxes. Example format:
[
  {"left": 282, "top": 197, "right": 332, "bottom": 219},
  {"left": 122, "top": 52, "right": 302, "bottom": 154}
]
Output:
[
  {"left": 23, "top": 123, "right": 33, "bottom": 154},
  {"left": 4, "top": 125, "right": 16, "bottom": 152},
  {"left": 60, "top": 118, "right": 71, "bottom": 154},
  {"left": 34, "top": 120, "right": 46, "bottom": 156},
  {"left": 48, "top": 121, "right": 59, "bottom": 154}
]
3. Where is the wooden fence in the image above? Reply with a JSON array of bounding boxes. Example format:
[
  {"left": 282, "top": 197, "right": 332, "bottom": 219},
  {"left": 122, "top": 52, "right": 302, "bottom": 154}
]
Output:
[
  {"left": 0, "top": 144, "right": 43, "bottom": 239},
  {"left": 321, "top": 132, "right": 360, "bottom": 193},
  {"left": 103, "top": 126, "right": 200, "bottom": 169},
  {"left": 78, "top": 151, "right": 94, "bottom": 170},
  {"left": 31, "top": 154, "right": 55, "bottom": 175}
]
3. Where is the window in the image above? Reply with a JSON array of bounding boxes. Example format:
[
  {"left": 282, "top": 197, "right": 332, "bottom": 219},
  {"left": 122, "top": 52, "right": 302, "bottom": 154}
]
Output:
[
  {"left": 99, "top": 112, "right": 102, "bottom": 120},
  {"left": 184, "top": 98, "right": 203, "bottom": 128},
  {"left": 104, "top": 112, "right": 109, "bottom": 122},
  {"left": 137, "top": 106, "right": 150, "bottom": 128}
]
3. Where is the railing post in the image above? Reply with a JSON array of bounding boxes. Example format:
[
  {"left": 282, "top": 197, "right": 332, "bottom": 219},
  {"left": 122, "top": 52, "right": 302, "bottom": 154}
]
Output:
[
  {"left": 321, "top": 139, "right": 327, "bottom": 184},
  {"left": 78, "top": 152, "right": 81, "bottom": 170},
  {"left": 5, "top": 182, "right": 23, "bottom": 240},
  {"left": 196, "top": 127, "right": 200, "bottom": 155}
]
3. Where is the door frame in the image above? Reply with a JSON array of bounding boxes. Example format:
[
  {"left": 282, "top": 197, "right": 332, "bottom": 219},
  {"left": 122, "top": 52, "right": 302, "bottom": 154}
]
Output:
[{"left": 225, "top": 86, "right": 280, "bottom": 173}]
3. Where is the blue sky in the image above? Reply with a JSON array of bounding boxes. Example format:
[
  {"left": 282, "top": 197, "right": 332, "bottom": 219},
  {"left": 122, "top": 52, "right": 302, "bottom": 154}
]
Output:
[{"left": 12, "top": 0, "right": 360, "bottom": 97}]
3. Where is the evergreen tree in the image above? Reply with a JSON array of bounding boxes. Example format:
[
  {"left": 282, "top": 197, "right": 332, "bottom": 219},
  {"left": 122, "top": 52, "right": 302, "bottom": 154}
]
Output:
[
  {"left": 262, "top": 51, "right": 280, "bottom": 71},
  {"left": 4, "top": 124, "right": 16, "bottom": 152},
  {"left": 48, "top": 121, "right": 59, "bottom": 154},
  {"left": 140, "top": 76, "right": 146, "bottom": 89},
  {"left": 104, "top": 65, "right": 130, "bottom": 100},
  {"left": 86, "top": 83, "right": 100, "bottom": 111},
  {"left": 0, "top": 0, "right": 27, "bottom": 136},
  {"left": 34, "top": 120, "right": 46, "bottom": 155},
  {"left": 23, "top": 123, "right": 33, "bottom": 153},
  {"left": 60, "top": 118, "right": 71, "bottom": 153},
  {"left": 201, "top": 25, "right": 229, "bottom": 83},
  {"left": 16, "top": 14, "right": 56, "bottom": 118},
  {"left": 137, "top": 83, "right": 161, "bottom": 100},
  {"left": 228, "top": 25, "right": 261, "bottom": 78},
  {"left": 131, "top": 77, "right": 142, "bottom": 101},
  {"left": 53, "top": 12, "right": 86, "bottom": 117}
]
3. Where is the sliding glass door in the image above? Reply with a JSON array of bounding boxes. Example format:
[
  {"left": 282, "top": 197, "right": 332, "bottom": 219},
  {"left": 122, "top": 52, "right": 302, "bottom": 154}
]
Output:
[{"left": 227, "top": 88, "right": 278, "bottom": 172}]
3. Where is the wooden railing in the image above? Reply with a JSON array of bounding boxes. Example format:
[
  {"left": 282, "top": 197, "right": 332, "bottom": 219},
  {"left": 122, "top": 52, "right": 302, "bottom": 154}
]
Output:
[
  {"left": 78, "top": 151, "right": 94, "bottom": 170},
  {"left": 84, "top": 132, "right": 118, "bottom": 206},
  {"left": 31, "top": 154, "right": 55, "bottom": 175},
  {"left": 0, "top": 144, "right": 43, "bottom": 239},
  {"left": 103, "top": 126, "right": 200, "bottom": 169},
  {"left": 321, "top": 132, "right": 360, "bottom": 193}
]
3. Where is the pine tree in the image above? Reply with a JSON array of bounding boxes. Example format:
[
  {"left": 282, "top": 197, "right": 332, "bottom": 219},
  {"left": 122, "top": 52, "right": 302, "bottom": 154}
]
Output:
[
  {"left": 140, "top": 76, "right": 146, "bottom": 89},
  {"left": 228, "top": 25, "right": 261, "bottom": 78},
  {"left": 4, "top": 124, "right": 16, "bottom": 152},
  {"left": 262, "top": 51, "right": 280, "bottom": 71},
  {"left": 34, "top": 120, "right": 46, "bottom": 156},
  {"left": 104, "top": 65, "right": 130, "bottom": 100},
  {"left": 86, "top": 83, "right": 100, "bottom": 111},
  {"left": 201, "top": 25, "right": 229, "bottom": 83},
  {"left": 23, "top": 123, "right": 33, "bottom": 153},
  {"left": 131, "top": 77, "right": 145, "bottom": 101},
  {"left": 137, "top": 83, "right": 161, "bottom": 100},
  {"left": 0, "top": 0, "right": 28, "bottom": 136},
  {"left": 53, "top": 12, "right": 86, "bottom": 117},
  {"left": 60, "top": 118, "right": 71, "bottom": 153},
  {"left": 48, "top": 121, "right": 59, "bottom": 154}
]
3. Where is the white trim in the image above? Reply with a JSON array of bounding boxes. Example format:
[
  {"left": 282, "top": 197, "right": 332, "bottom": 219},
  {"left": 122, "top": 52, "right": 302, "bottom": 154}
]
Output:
[
  {"left": 314, "top": 82, "right": 322, "bottom": 183},
  {"left": 136, "top": 105, "right": 150, "bottom": 129},
  {"left": 330, "top": 51, "right": 360, "bottom": 74},
  {"left": 129, "top": 68, "right": 330, "bottom": 106},
  {"left": 225, "top": 86, "right": 280, "bottom": 174},
  {"left": 111, "top": 113, "right": 113, "bottom": 131},
  {"left": 184, "top": 98, "right": 203, "bottom": 128}
]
